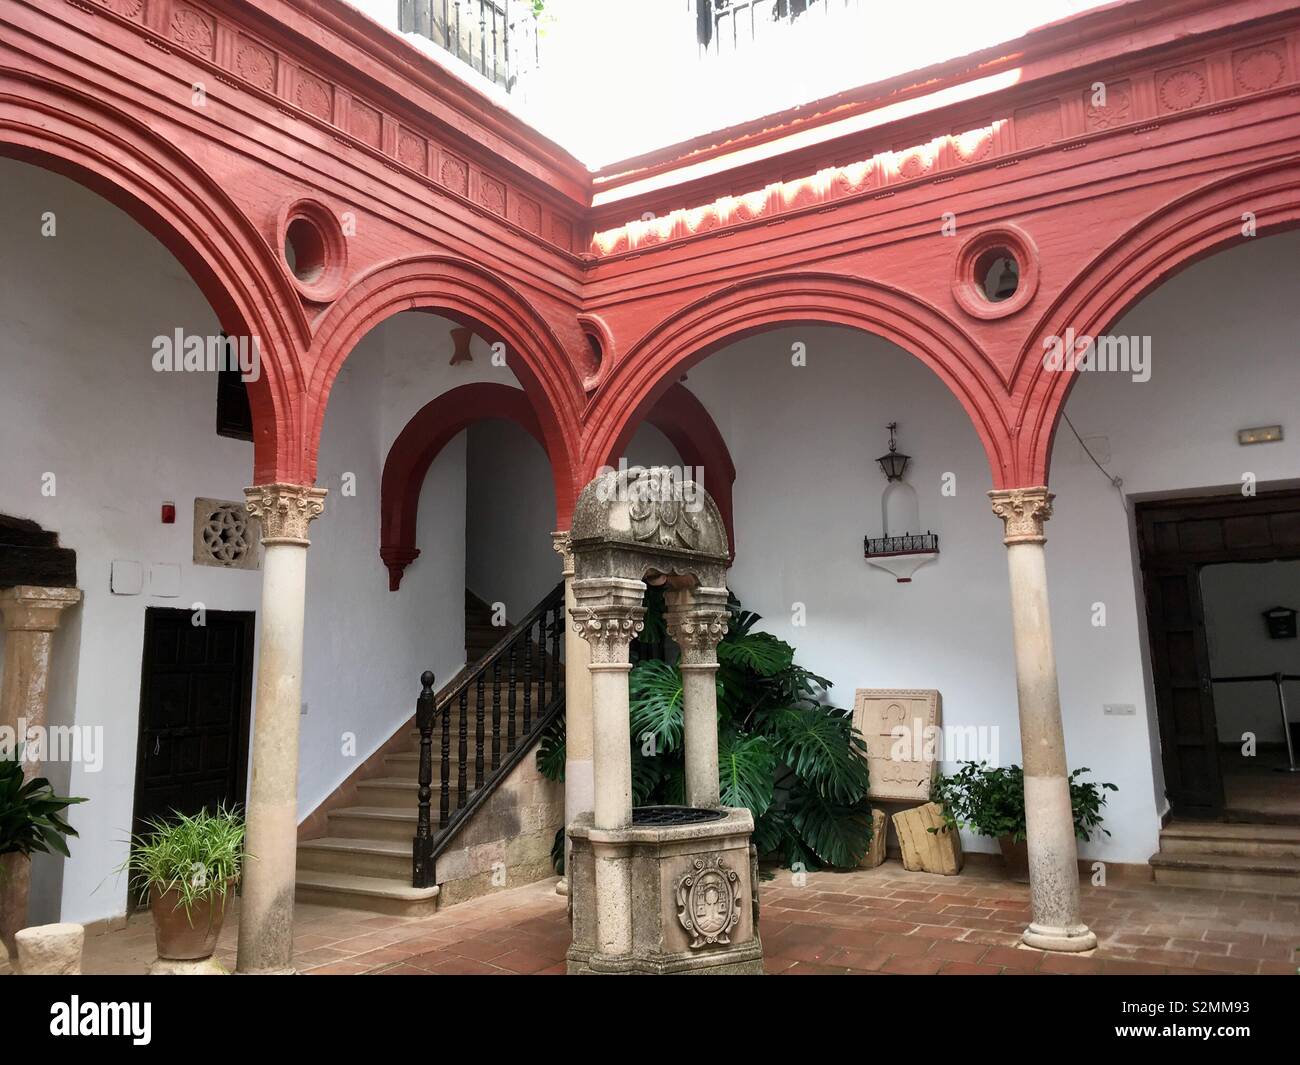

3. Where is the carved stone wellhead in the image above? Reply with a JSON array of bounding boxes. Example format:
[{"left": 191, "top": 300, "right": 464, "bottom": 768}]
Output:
[{"left": 565, "top": 466, "right": 763, "bottom": 975}]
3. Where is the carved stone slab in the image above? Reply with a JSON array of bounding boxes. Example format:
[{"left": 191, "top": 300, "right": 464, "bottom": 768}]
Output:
[{"left": 852, "top": 688, "right": 941, "bottom": 802}]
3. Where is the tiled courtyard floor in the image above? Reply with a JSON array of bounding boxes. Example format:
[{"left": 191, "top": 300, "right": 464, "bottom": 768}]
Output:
[{"left": 27, "top": 862, "right": 1300, "bottom": 975}]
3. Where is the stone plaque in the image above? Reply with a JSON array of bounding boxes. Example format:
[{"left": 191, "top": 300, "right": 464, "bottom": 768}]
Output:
[{"left": 852, "top": 688, "right": 940, "bottom": 802}]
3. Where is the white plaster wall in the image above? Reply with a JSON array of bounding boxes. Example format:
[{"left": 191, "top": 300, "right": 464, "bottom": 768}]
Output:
[
  {"left": 0, "top": 160, "right": 533, "bottom": 924},
  {"left": 1201, "top": 561, "right": 1300, "bottom": 743},
  {"left": 0, "top": 160, "right": 265, "bottom": 923}
]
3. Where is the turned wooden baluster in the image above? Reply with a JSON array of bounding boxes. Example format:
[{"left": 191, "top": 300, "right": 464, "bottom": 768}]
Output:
[
  {"left": 474, "top": 673, "right": 486, "bottom": 789},
  {"left": 551, "top": 601, "right": 562, "bottom": 696},
  {"left": 522, "top": 618, "right": 534, "bottom": 735},
  {"left": 507, "top": 640, "right": 518, "bottom": 752},
  {"left": 491, "top": 658, "right": 502, "bottom": 771},
  {"left": 412, "top": 670, "right": 436, "bottom": 888},
  {"left": 457, "top": 687, "right": 469, "bottom": 808},
  {"left": 438, "top": 684, "right": 451, "bottom": 828}
]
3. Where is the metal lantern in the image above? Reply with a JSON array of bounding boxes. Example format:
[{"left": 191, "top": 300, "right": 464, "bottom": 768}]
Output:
[{"left": 876, "top": 422, "right": 910, "bottom": 482}]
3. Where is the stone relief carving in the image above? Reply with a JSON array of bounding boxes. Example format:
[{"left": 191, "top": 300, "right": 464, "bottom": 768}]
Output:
[
  {"left": 676, "top": 855, "right": 742, "bottom": 949},
  {"left": 853, "top": 689, "right": 942, "bottom": 802},
  {"left": 629, "top": 471, "right": 701, "bottom": 549},
  {"left": 193, "top": 499, "right": 259, "bottom": 570}
]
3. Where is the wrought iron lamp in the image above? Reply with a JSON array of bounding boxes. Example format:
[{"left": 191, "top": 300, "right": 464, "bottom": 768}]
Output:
[{"left": 865, "top": 422, "right": 938, "bottom": 582}]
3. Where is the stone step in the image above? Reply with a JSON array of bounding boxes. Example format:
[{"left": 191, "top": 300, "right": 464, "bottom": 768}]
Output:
[
  {"left": 1160, "top": 820, "right": 1300, "bottom": 859},
  {"left": 327, "top": 804, "right": 470, "bottom": 841},
  {"left": 294, "top": 868, "right": 439, "bottom": 917},
  {"left": 357, "top": 776, "right": 489, "bottom": 809},
  {"left": 385, "top": 749, "right": 524, "bottom": 776},
  {"left": 1148, "top": 850, "right": 1300, "bottom": 895},
  {"left": 297, "top": 836, "right": 411, "bottom": 880}
]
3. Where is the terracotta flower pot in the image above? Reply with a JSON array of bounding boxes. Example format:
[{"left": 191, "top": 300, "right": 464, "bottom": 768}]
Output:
[
  {"left": 997, "top": 835, "right": 1031, "bottom": 883},
  {"left": 149, "top": 881, "right": 232, "bottom": 961}
]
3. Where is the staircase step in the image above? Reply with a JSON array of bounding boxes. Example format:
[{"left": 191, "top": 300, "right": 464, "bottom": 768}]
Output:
[
  {"left": 295, "top": 869, "right": 439, "bottom": 916},
  {"left": 328, "top": 805, "right": 467, "bottom": 841},
  {"left": 356, "top": 777, "right": 485, "bottom": 809},
  {"left": 297, "top": 836, "right": 412, "bottom": 879},
  {"left": 1148, "top": 850, "right": 1300, "bottom": 895},
  {"left": 1160, "top": 821, "right": 1300, "bottom": 858},
  {"left": 386, "top": 750, "right": 519, "bottom": 775}
]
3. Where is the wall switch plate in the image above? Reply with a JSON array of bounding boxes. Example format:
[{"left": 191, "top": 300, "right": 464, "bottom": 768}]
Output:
[
  {"left": 1104, "top": 703, "right": 1137, "bottom": 716},
  {"left": 150, "top": 563, "right": 181, "bottom": 598}
]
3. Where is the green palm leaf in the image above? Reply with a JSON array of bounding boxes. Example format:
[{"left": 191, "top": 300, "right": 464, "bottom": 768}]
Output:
[
  {"left": 535, "top": 714, "right": 566, "bottom": 782},
  {"left": 788, "top": 791, "right": 873, "bottom": 869},
  {"left": 629, "top": 659, "right": 684, "bottom": 754},
  {"left": 768, "top": 704, "right": 870, "bottom": 804},
  {"left": 717, "top": 732, "right": 775, "bottom": 816},
  {"left": 718, "top": 631, "right": 794, "bottom": 676}
]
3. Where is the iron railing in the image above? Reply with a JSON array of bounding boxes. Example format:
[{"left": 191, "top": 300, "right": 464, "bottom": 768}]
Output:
[
  {"left": 696, "top": 0, "right": 861, "bottom": 53},
  {"left": 399, "top": 0, "right": 540, "bottom": 92},
  {"left": 864, "top": 532, "right": 939, "bottom": 557},
  {"left": 412, "top": 580, "right": 565, "bottom": 887}
]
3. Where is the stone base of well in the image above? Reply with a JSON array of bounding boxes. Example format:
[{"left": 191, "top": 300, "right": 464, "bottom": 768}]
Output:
[{"left": 566, "top": 807, "right": 764, "bottom": 975}]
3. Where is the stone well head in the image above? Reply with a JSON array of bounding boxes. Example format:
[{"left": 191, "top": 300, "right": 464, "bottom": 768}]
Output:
[{"left": 569, "top": 465, "right": 729, "bottom": 588}]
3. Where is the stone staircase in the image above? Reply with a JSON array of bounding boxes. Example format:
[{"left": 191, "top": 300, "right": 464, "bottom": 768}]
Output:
[
  {"left": 295, "top": 585, "right": 565, "bottom": 915},
  {"left": 1148, "top": 820, "right": 1300, "bottom": 896}
]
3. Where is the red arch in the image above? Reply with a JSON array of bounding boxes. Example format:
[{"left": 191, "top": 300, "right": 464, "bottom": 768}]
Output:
[
  {"left": 0, "top": 68, "right": 308, "bottom": 484},
  {"left": 305, "top": 254, "right": 582, "bottom": 522},
  {"left": 380, "top": 383, "right": 548, "bottom": 590},
  {"left": 1013, "top": 158, "right": 1300, "bottom": 487},
  {"left": 581, "top": 272, "right": 1012, "bottom": 490},
  {"left": 631, "top": 384, "right": 738, "bottom": 556}
]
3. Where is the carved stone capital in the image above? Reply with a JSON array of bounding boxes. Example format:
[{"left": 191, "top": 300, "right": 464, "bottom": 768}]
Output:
[
  {"left": 571, "top": 607, "right": 645, "bottom": 664},
  {"left": 0, "top": 586, "right": 82, "bottom": 633},
  {"left": 664, "top": 609, "right": 728, "bottom": 665},
  {"left": 551, "top": 530, "right": 574, "bottom": 576},
  {"left": 989, "top": 486, "right": 1053, "bottom": 545},
  {"left": 244, "top": 483, "right": 328, "bottom": 546}
]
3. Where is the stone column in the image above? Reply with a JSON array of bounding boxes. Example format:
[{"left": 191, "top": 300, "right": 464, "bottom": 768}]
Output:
[
  {"left": 552, "top": 532, "right": 593, "bottom": 893},
  {"left": 236, "top": 483, "right": 326, "bottom": 975},
  {"left": 0, "top": 585, "right": 81, "bottom": 959},
  {"left": 989, "top": 486, "right": 1096, "bottom": 953},
  {"left": 571, "top": 577, "right": 644, "bottom": 958},
  {"left": 664, "top": 586, "right": 728, "bottom": 809}
]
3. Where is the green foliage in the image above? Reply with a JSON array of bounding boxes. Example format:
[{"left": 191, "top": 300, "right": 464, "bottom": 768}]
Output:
[
  {"left": 537, "top": 589, "right": 874, "bottom": 870},
  {"left": 535, "top": 710, "right": 566, "bottom": 782},
  {"left": 0, "top": 750, "right": 85, "bottom": 867},
  {"left": 121, "top": 807, "right": 245, "bottom": 919},
  {"left": 931, "top": 761, "right": 1117, "bottom": 842}
]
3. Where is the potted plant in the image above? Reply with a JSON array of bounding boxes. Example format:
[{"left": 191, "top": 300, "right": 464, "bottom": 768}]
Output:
[
  {"left": 123, "top": 807, "right": 245, "bottom": 962},
  {"left": 931, "top": 761, "right": 1116, "bottom": 881},
  {"left": 0, "top": 749, "right": 85, "bottom": 957}
]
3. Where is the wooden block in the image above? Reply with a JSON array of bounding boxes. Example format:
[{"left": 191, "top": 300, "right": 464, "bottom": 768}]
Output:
[{"left": 892, "top": 802, "right": 963, "bottom": 875}]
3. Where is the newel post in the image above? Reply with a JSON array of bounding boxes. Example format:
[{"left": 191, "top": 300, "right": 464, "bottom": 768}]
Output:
[{"left": 412, "top": 670, "right": 437, "bottom": 888}]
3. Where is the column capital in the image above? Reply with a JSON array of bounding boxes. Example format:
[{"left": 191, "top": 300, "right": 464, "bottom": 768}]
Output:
[
  {"left": 244, "top": 483, "right": 327, "bottom": 546},
  {"left": 0, "top": 586, "right": 82, "bottom": 632},
  {"left": 551, "top": 530, "right": 574, "bottom": 577},
  {"left": 571, "top": 577, "right": 646, "bottom": 663},
  {"left": 989, "top": 486, "right": 1054, "bottom": 545},
  {"left": 663, "top": 586, "right": 730, "bottom": 666}
]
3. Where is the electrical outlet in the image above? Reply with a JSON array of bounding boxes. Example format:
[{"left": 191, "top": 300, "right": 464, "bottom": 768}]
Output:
[{"left": 1103, "top": 703, "right": 1136, "bottom": 716}]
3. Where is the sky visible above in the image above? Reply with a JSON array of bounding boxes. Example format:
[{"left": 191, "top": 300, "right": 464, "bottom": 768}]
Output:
[{"left": 350, "top": 0, "right": 1106, "bottom": 168}]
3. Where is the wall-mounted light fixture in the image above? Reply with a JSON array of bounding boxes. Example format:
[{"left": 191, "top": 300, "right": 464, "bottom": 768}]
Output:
[
  {"left": 865, "top": 422, "right": 938, "bottom": 583},
  {"left": 1238, "top": 424, "right": 1283, "bottom": 446}
]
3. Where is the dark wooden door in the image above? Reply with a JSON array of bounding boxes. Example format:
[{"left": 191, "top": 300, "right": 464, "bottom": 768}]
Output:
[
  {"left": 133, "top": 608, "right": 254, "bottom": 838},
  {"left": 1136, "top": 491, "right": 1300, "bottom": 815}
]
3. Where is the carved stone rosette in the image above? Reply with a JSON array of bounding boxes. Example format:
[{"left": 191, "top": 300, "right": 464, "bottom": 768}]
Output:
[
  {"left": 244, "top": 483, "right": 328, "bottom": 546},
  {"left": 675, "top": 854, "right": 742, "bottom": 949},
  {"left": 988, "top": 486, "right": 1054, "bottom": 545}
]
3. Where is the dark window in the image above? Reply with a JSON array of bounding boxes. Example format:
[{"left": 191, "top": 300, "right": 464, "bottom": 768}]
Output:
[{"left": 215, "top": 334, "right": 253, "bottom": 441}]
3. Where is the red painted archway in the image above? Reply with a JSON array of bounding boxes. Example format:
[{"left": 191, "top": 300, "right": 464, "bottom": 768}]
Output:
[{"left": 380, "top": 382, "right": 553, "bottom": 590}]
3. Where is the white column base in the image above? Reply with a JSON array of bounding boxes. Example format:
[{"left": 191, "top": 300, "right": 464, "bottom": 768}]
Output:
[{"left": 1024, "top": 924, "right": 1098, "bottom": 953}]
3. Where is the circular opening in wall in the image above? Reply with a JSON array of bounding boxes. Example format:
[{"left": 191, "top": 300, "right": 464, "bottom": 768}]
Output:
[
  {"left": 284, "top": 216, "right": 327, "bottom": 284},
  {"left": 976, "top": 248, "right": 1020, "bottom": 302}
]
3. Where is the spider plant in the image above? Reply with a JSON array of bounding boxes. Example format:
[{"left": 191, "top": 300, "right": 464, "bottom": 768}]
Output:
[
  {"left": 540, "top": 587, "right": 873, "bottom": 870},
  {"left": 122, "top": 807, "right": 245, "bottom": 919}
]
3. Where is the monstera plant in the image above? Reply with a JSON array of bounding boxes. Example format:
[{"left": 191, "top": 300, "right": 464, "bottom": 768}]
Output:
[{"left": 539, "top": 588, "right": 873, "bottom": 870}]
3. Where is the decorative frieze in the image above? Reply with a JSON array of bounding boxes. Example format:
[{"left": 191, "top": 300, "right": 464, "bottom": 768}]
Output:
[
  {"left": 989, "top": 486, "right": 1054, "bottom": 545},
  {"left": 243, "top": 483, "right": 327, "bottom": 546}
]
